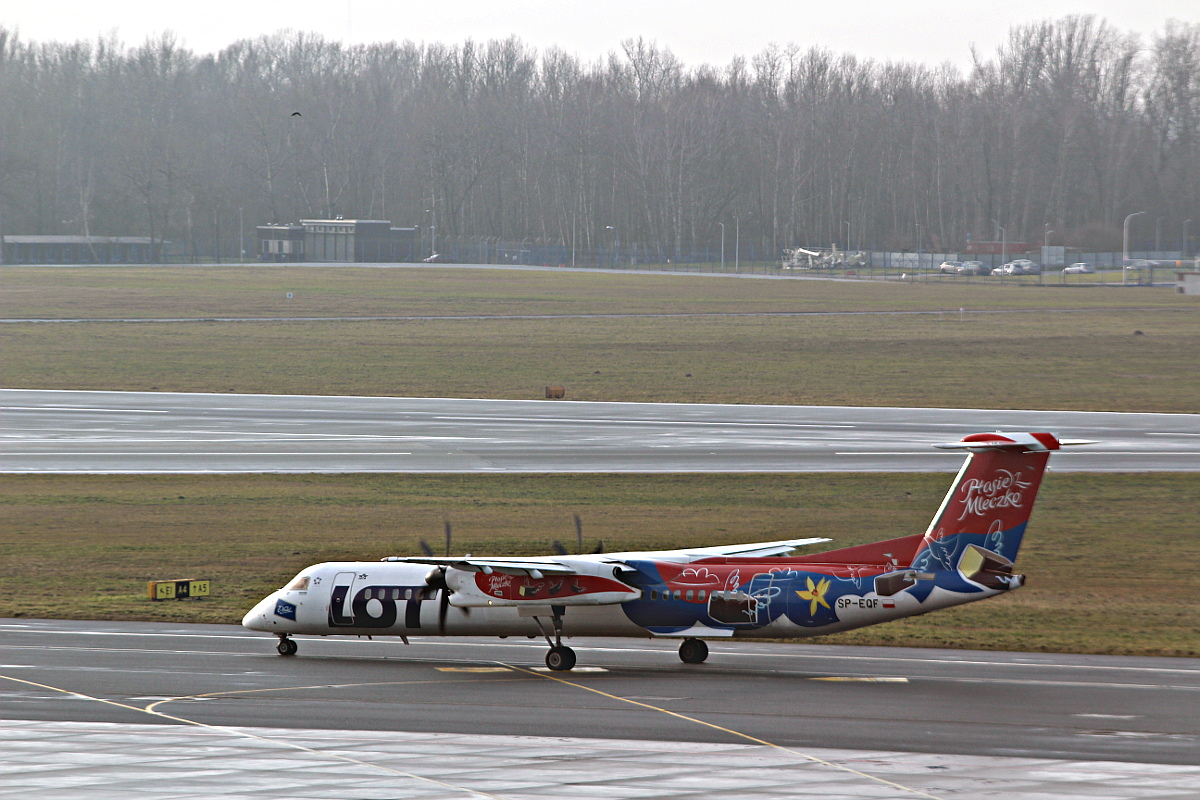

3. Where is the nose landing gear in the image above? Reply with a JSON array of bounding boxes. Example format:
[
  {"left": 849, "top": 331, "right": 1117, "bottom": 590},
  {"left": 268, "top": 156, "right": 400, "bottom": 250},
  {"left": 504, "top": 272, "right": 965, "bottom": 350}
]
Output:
[
  {"left": 276, "top": 635, "right": 298, "bottom": 656},
  {"left": 678, "top": 638, "right": 708, "bottom": 664}
]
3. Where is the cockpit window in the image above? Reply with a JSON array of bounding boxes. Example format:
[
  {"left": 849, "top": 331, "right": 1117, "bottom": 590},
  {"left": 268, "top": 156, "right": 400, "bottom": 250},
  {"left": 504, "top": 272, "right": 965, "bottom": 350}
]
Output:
[{"left": 288, "top": 576, "right": 310, "bottom": 591}]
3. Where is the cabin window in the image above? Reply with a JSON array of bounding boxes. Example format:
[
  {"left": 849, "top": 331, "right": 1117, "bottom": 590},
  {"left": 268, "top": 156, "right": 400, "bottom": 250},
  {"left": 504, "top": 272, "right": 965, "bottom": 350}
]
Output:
[
  {"left": 675, "top": 590, "right": 682, "bottom": 601},
  {"left": 391, "top": 588, "right": 400, "bottom": 600},
  {"left": 650, "top": 590, "right": 657, "bottom": 601},
  {"left": 686, "top": 590, "right": 694, "bottom": 601},
  {"left": 363, "top": 588, "right": 373, "bottom": 599},
  {"left": 698, "top": 590, "right": 706, "bottom": 601},
  {"left": 405, "top": 588, "right": 413, "bottom": 600},
  {"left": 288, "top": 576, "right": 310, "bottom": 591}
]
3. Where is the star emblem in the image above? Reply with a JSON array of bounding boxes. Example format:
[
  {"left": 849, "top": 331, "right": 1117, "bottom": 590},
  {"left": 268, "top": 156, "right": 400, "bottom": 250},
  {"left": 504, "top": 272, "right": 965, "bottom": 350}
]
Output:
[{"left": 796, "top": 577, "right": 832, "bottom": 616}]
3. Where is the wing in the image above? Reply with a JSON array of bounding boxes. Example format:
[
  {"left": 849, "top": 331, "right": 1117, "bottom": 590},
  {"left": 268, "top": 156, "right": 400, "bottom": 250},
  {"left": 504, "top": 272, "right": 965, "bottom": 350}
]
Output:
[
  {"left": 606, "top": 536, "right": 831, "bottom": 563},
  {"left": 382, "top": 555, "right": 575, "bottom": 578}
]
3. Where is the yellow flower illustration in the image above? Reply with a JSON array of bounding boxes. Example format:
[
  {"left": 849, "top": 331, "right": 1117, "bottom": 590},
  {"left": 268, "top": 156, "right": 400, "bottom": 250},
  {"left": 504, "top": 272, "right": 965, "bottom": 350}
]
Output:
[{"left": 796, "top": 576, "right": 832, "bottom": 616}]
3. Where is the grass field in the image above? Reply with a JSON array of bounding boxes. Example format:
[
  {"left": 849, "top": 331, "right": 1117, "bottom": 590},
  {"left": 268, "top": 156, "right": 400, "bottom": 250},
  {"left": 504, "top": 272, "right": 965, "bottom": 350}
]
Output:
[
  {"left": 0, "top": 472, "right": 1195, "bottom": 656},
  {"left": 0, "top": 264, "right": 1194, "bottom": 318},
  {"left": 2, "top": 266, "right": 1198, "bottom": 410}
]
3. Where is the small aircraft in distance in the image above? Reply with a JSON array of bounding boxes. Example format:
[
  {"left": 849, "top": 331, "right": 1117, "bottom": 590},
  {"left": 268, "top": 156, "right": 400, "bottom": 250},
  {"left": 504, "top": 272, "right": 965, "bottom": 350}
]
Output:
[{"left": 244, "top": 431, "right": 1089, "bottom": 670}]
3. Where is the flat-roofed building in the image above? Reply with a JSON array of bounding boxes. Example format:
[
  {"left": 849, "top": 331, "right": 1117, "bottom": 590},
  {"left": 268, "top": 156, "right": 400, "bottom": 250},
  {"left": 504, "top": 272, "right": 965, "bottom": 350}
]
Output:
[
  {"left": 257, "top": 224, "right": 306, "bottom": 262},
  {"left": 1, "top": 235, "right": 161, "bottom": 264},
  {"left": 256, "top": 219, "right": 417, "bottom": 263}
]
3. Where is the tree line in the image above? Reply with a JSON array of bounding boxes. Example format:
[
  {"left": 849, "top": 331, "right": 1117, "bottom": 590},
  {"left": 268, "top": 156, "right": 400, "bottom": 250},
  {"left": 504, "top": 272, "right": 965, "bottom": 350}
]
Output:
[{"left": 0, "top": 15, "right": 1197, "bottom": 261}]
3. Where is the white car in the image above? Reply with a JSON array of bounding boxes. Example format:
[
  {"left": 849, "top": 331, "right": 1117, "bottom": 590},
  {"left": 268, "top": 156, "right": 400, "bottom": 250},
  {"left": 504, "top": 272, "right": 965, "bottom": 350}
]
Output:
[
  {"left": 1062, "top": 262, "right": 1094, "bottom": 274},
  {"left": 939, "top": 260, "right": 962, "bottom": 274}
]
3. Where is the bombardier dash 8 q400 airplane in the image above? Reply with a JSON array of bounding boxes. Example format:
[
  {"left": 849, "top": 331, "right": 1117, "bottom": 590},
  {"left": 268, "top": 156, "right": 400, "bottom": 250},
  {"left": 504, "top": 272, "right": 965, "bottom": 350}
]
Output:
[{"left": 244, "top": 432, "right": 1089, "bottom": 670}]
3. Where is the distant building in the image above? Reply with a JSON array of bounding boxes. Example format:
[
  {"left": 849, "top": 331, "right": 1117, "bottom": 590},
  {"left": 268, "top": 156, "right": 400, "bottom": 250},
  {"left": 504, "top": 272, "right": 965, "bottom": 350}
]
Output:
[
  {"left": 256, "top": 219, "right": 418, "bottom": 263},
  {"left": 0, "top": 235, "right": 162, "bottom": 264},
  {"left": 1177, "top": 271, "right": 1200, "bottom": 295}
]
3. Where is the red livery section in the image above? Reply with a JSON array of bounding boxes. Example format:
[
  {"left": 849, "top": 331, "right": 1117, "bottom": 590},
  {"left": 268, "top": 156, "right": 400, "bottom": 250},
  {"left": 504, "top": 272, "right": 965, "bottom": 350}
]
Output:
[
  {"left": 923, "top": 446, "right": 1051, "bottom": 549},
  {"left": 473, "top": 572, "right": 632, "bottom": 601}
]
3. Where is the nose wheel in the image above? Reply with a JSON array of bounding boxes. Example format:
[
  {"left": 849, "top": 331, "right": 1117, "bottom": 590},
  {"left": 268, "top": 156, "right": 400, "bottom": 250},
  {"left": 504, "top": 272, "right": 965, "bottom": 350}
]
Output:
[
  {"left": 276, "top": 635, "right": 298, "bottom": 656},
  {"left": 678, "top": 638, "right": 708, "bottom": 664}
]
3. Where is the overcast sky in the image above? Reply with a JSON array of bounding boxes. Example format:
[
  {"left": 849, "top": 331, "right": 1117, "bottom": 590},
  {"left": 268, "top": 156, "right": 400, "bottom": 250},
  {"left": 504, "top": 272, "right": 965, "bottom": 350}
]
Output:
[{"left": 2, "top": 0, "right": 1197, "bottom": 71}]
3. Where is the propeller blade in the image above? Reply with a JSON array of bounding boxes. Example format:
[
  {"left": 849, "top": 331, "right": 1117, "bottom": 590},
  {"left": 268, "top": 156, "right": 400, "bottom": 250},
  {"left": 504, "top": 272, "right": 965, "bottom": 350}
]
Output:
[
  {"left": 593, "top": 540, "right": 605, "bottom": 554},
  {"left": 551, "top": 539, "right": 569, "bottom": 556},
  {"left": 419, "top": 539, "right": 434, "bottom": 557},
  {"left": 444, "top": 521, "right": 452, "bottom": 556},
  {"left": 574, "top": 514, "right": 583, "bottom": 554}
]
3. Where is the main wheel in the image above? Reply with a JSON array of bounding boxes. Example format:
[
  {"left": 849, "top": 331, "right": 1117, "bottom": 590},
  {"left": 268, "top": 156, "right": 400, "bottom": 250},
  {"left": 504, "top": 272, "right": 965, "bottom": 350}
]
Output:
[
  {"left": 277, "top": 637, "right": 298, "bottom": 656},
  {"left": 678, "top": 638, "right": 708, "bottom": 664},
  {"left": 545, "top": 645, "right": 577, "bottom": 671}
]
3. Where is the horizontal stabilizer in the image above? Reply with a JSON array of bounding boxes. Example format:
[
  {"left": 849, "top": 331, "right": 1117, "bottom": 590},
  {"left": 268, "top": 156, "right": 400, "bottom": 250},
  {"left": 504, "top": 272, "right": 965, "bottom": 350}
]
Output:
[{"left": 934, "top": 432, "right": 1096, "bottom": 452}]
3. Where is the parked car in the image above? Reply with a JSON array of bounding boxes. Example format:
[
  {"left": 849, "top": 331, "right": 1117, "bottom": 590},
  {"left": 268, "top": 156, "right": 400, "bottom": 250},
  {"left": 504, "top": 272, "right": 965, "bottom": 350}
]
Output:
[
  {"left": 939, "top": 260, "right": 962, "bottom": 274},
  {"left": 956, "top": 260, "right": 987, "bottom": 275},
  {"left": 1062, "top": 262, "right": 1094, "bottom": 274},
  {"left": 994, "top": 260, "right": 1041, "bottom": 276}
]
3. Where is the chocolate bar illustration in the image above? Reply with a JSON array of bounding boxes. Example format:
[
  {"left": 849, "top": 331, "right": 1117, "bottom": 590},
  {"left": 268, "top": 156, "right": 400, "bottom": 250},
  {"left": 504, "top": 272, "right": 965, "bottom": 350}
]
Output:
[
  {"left": 707, "top": 590, "right": 759, "bottom": 624},
  {"left": 958, "top": 544, "right": 1025, "bottom": 589}
]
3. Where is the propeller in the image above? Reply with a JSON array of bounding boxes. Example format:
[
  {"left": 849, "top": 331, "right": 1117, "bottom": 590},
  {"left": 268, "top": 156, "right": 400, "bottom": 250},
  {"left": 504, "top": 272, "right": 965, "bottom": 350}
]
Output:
[
  {"left": 424, "top": 566, "right": 450, "bottom": 635},
  {"left": 564, "top": 515, "right": 604, "bottom": 554},
  {"left": 418, "top": 539, "right": 435, "bottom": 557},
  {"left": 444, "top": 521, "right": 453, "bottom": 556}
]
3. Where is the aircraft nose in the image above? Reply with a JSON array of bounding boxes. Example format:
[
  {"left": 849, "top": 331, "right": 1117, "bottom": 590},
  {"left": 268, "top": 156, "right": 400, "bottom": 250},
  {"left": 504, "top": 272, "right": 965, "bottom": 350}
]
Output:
[{"left": 242, "top": 594, "right": 277, "bottom": 631}]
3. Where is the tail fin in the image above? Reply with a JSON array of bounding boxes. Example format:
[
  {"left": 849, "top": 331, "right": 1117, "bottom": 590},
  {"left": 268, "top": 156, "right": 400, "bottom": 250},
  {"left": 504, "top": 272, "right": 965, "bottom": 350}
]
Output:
[{"left": 910, "top": 432, "right": 1066, "bottom": 573}]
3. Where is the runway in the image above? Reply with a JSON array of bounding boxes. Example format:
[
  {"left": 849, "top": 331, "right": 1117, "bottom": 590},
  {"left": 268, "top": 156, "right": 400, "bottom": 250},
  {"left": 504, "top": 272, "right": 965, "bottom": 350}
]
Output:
[
  {"left": 2, "top": 389, "right": 1198, "bottom": 473},
  {"left": 0, "top": 619, "right": 1196, "bottom": 798}
]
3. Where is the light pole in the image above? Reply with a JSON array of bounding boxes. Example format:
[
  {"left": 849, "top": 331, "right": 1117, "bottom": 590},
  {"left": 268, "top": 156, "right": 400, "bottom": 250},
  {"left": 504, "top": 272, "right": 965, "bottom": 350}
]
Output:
[
  {"left": 844, "top": 220, "right": 851, "bottom": 253},
  {"left": 424, "top": 196, "right": 437, "bottom": 258},
  {"left": 1185, "top": 219, "right": 1193, "bottom": 259},
  {"left": 1155, "top": 217, "right": 1162, "bottom": 253},
  {"left": 571, "top": 211, "right": 576, "bottom": 268},
  {"left": 991, "top": 219, "right": 1006, "bottom": 269},
  {"left": 1122, "top": 211, "right": 1145, "bottom": 266},
  {"left": 718, "top": 222, "right": 725, "bottom": 270},
  {"left": 734, "top": 217, "right": 740, "bottom": 273},
  {"left": 605, "top": 225, "right": 618, "bottom": 267},
  {"left": 239, "top": 206, "right": 244, "bottom": 262}
]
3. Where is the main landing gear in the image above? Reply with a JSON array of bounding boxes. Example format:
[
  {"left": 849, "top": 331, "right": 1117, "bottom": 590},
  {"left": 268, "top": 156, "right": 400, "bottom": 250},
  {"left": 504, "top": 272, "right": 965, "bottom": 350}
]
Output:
[
  {"left": 276, "top": 635, "right": 298, "bottom": 656},
  {"left": 678, "top": 638, "right": 708, "bottom": 664},
  {"left": 532, "top": 608, "right": 576, "bottom": 671}
]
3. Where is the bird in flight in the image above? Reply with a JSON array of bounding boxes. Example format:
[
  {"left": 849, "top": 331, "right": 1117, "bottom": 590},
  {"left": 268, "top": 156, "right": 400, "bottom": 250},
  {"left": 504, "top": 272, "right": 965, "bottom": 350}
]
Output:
[{"left": 291, "top": 112, "right": 301, "bottom": 117}]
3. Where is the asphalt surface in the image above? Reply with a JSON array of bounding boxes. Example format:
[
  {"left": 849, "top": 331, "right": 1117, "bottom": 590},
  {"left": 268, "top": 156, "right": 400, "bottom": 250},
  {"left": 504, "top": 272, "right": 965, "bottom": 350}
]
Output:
[
  {"left": 0, "top": 619, "right": 1195, "bottom": 767},
  {"left": 2, "top": 389, "right": 1198, "bottom": 473}
]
